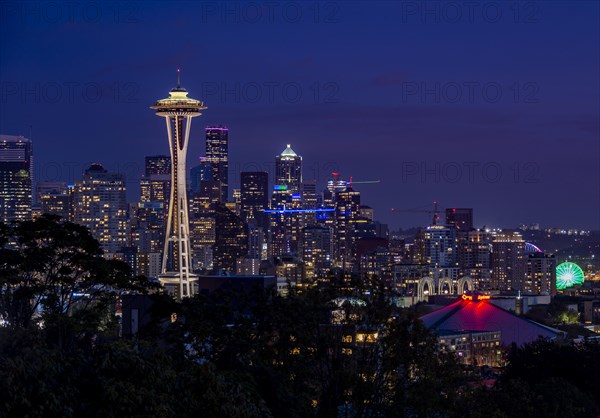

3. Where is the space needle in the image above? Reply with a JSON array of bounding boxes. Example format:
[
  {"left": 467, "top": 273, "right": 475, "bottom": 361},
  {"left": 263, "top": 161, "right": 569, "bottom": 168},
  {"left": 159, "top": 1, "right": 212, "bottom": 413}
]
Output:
[{"left": 151, "top": 70, "right": 206, "bottom": 299}]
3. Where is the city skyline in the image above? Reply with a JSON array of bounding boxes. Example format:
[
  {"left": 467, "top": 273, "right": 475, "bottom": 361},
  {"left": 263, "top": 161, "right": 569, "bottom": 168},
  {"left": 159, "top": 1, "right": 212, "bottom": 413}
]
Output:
[
  {"left": 1, "top": 3, "right": 600, "bottom": 415},
  {"left": 1, "top": 1, "right": 598, "bottom": 230},
  {"left": 4, "top": 127, "right": 596, "bottom": 233}
]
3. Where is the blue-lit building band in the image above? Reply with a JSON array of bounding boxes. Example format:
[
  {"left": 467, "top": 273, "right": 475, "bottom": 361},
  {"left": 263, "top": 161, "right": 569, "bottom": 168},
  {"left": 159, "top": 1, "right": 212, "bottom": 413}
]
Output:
[{"left": 264, "top": 207, "right": 335, "bottom": 214}]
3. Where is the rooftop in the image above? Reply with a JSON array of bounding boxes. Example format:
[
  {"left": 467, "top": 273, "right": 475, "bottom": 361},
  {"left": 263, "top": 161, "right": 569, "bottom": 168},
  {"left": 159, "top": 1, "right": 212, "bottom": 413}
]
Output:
[
  {"left": 420, "top": 295, "right": 563, "bottom": 346},
  {"left": 280, "top": 144, "right": 298, "bottom": 158},
  {"left": 0, "top": 135, "right": 30, "bottom": 143}
]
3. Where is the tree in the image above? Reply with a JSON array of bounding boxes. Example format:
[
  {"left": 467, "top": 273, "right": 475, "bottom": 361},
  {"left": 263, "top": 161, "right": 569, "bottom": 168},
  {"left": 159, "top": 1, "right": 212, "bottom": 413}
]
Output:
[
  {"left": 166, "top": 280, "right": 464, "bottom": 417},
  {"left": 0, "top": 215, "right": 156, "bottom": 341}
]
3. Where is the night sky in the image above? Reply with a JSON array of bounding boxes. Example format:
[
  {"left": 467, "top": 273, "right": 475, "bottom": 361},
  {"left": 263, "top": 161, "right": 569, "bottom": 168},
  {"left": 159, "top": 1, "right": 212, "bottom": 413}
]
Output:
[{"left": 1, "top": 1, "right": 598, "bottom": 230}]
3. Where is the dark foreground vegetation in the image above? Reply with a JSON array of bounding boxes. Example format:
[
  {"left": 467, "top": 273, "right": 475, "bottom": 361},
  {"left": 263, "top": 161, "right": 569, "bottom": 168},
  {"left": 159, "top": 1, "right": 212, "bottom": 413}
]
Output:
[{"left": 1, "top": 216, "right": 599, "bottom": 417}]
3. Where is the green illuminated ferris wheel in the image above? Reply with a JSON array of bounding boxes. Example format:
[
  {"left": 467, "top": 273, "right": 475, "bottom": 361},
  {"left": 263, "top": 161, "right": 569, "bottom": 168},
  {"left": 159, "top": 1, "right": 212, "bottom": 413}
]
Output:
[{"left": 556, "top": 262, "right": 584, "bottom": 290}]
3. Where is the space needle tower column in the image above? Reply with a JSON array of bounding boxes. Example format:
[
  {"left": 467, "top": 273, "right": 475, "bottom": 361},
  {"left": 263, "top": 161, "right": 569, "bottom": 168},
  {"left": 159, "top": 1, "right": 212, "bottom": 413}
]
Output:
[{"left": 151, "top": 70, "right": 207, "bottom": 299}]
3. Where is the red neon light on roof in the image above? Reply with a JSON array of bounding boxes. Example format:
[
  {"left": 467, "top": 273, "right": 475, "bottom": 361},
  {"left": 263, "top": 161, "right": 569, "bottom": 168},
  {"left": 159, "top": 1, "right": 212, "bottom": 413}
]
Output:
[{"left": 462, "top": 293, "right": 491, "bottom": 302}]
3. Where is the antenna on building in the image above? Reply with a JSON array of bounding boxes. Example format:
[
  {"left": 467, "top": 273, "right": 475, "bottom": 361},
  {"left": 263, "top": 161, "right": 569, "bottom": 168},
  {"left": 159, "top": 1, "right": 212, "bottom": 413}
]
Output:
[{"left": 177, "top": 68, "right": 181, "bottom": 88}]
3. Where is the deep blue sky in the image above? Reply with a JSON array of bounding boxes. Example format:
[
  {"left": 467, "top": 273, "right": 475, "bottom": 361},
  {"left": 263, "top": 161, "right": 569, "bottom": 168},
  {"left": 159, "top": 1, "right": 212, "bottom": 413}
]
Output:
[{"left": 1, "top": 1, "right": 598, "bottom": 230}]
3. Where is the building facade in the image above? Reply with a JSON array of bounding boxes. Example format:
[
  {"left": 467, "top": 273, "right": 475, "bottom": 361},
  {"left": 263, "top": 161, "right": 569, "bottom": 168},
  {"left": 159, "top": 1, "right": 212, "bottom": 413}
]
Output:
[
  {"left": 0, "top": 135, "right": 32, "bottom": 223},
  {"left": 37, "top": 181, "right": 69, "bottom": 219},
  {"left": 526, "top": 253, "right": 556, "bottom": 295},
  {"left": 205, "top": 126, "right": 229, "bottom": 202},
  {"left": 491, "top": 231, "right": 526, "bottom": 291},
  {"left": 240, "top": 171, "right": 269, "bottom": 230},
  {"left": 424, "top": 225, "right": 458, "bottom": 280},
  {"left": 213, "top": 203, "right": 248, "bottom": 273},
  {"left": 73, "top": 164, "right": 128, "bottom": 254},
  {"left": 275, "top": 144, "right": 302, "bottom": 193},
  {"left": 301, "top": 224, "right": 333, "bottom": 281},
  {"left": 445, "top": 208, "right": 473, "bottom": 231}
]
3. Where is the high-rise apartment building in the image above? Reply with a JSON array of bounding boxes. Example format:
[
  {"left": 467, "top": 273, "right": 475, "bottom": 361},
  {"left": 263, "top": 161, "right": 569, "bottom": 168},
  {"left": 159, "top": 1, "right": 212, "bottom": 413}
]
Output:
[
  {"left": 491, "top": 231, "right": 526, "bottom": 291},
  {"left": 73, "top": 164, "right": 128, "bottom": 254},
  {"left": 423, "top": 224, "right": 459, "bottom": 280},
  {"left": 458, "top": 229, "right": 492, "bottom": 289},
  {"left": 526, "top": 253, "right": 556, "bottom": 295}
]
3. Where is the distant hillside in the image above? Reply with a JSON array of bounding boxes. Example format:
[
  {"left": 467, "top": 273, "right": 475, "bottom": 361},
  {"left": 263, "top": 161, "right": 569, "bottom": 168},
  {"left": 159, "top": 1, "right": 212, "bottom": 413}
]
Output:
[{"left": 521, "top": 230, "right": 599, "bottom": 266}]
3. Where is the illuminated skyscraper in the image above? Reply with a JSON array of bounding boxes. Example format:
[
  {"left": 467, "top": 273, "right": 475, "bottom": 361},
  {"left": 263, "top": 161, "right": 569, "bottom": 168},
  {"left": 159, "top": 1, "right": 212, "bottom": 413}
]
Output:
[
  {"left": 240, "top": 171, "right": 269, "bottom": 229},
  {"left": 73, "top": 164, "right": 128, "bottom": 254},
  {"left": 0, "top": 135, "right": 32, "bottom": 223},
  {"left": 151, "top": 72, "right": 207, "bottom": 298},
  {"left": 205, "top": 126, "right": 228, "bottom": 202},
  {"left": 189, "top": 192, "right": 216, "bottom": 270},
  {"left": 424, "top": 224, "right": 459, "bottom": 280},
  {"left": 301, "top": 180, "right": 318, "bottom": 226},
  {"left": 269, "top": 145, "right": 303, "bottom": 258},
  {"left": 335, "top": 186, "right": 361, "bottom": 267},
  {"left": 275, "top": 144, "right": 302, "bottom": 193},
  {"left": 269, "top": 187, "right": 303, "bottom": 257}
]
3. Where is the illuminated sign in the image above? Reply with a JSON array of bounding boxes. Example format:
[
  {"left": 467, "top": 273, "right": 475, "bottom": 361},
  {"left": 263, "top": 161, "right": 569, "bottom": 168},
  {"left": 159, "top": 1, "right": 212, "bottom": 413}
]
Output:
[
  {"left": 274, "top": 185, "right": 287, "bottom": 191},
  {"left": 462, "top": 293, "right": 491, "bottom": 302}
]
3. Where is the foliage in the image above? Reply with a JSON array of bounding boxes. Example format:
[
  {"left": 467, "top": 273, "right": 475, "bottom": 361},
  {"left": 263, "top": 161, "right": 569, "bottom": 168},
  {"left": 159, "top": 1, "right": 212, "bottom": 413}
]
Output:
[
  {"left": 0, "top": 215, "right": 156, "bottom": 336},
  {"left": 156, "top": 279, "right": 465, "bottom": 417},
  {"left": 454, "top": 339, "right": 600, "bottom": 417},
  {"left": 1, "top": 217, "right": 599, "bottom": 416}
]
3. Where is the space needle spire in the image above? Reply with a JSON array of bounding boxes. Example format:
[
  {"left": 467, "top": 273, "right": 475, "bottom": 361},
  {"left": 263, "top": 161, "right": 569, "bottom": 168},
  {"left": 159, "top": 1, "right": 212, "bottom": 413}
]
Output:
[{"left": 151, "top": 70, "right": 207, "bottom": 299}]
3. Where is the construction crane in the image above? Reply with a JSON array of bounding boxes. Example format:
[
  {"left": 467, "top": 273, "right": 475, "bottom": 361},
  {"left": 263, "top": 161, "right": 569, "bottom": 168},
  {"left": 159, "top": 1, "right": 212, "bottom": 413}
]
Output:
[
  {"left": 347, "top": 177, "right": 381, "bottom": 187},
  {"left": 330, "top": 172, "right": 380, "bottom": 190},
  {"left": 390, "top": 201, "right": 442, "bottom": 225}
]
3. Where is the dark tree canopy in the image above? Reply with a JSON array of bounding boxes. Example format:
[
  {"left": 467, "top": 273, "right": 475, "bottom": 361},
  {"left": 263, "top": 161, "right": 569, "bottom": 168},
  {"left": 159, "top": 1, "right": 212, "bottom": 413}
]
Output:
[
  {"left": 0, "top": 215, "right": 155, "bottom": 332},
  {"left": 0, "top": 216, "right": 598, "bottom": 417}
]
